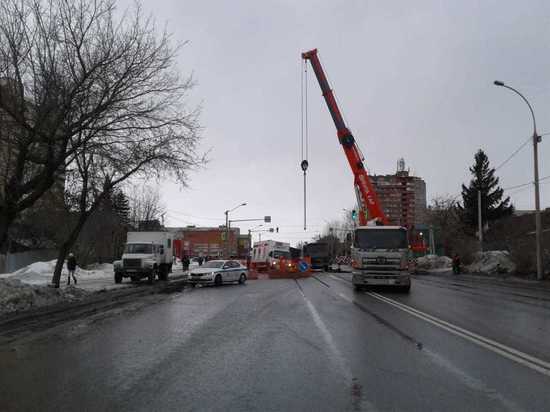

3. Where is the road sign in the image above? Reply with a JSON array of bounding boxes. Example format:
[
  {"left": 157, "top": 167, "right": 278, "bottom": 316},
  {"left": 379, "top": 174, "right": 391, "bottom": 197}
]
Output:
[
  {"left": 298, "top": 260, "right": 309, "bottom": 272},
  {"left": 264, "top": 216, "right": 271, "bottom": 223}
]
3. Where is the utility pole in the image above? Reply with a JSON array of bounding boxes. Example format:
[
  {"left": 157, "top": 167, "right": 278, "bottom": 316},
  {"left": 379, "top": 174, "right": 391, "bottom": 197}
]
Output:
[
  {"left": 533, "top": 131, "right": 543, "bottom": 280},
  {"left": 478, "top": 189, "right": 483, "bottom": 252},
  {"left": 223, "top": 202, "right": 247, "bottom": 259},
  {"left": 494, "top": 81, "right": 543, "bottom": 279},
  {"left": 429, "top": 225, "right": 435, "bottom": 255},
  {"left": 248, "top": 229, "right": 252, "bottom": 259},
  {"left": 225, "top": 210, "right": 229, "bottom": 259}
]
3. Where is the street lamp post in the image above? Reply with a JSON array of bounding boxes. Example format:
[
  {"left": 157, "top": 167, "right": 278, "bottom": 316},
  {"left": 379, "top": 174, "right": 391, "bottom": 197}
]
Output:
[
  {"left": 224, "top": 202, "right": 247, "bottom": 258},
  {"left": 494, "top": 80, "right": 543, "bottom": 280}
]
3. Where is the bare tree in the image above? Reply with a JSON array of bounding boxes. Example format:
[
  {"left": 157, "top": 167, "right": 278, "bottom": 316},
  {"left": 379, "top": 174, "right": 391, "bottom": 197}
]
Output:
[
  {"left": 128, "top": 184, "right": 166, "bottom": 229},
  {"left": 0, "top": 0, "right": 200, "bottom": 248},
  {"left": 427, "top": 195, "right": 477, "bottom": 260}
]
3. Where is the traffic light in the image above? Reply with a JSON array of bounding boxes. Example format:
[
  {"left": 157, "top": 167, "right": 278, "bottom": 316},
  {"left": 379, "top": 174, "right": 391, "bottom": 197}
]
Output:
[
  {"left": 276, "top": 227, "right": 279, "bottom": 233},
  {"left": 351, "top": 209, "right": 357, "bottom": 221}
]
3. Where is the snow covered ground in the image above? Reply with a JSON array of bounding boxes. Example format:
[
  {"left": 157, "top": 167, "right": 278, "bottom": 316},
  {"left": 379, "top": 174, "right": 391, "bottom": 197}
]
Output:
[
  {"left": 466, "top": 251, "right": 516, "bottom": 275},
  {"left": 0, "top": 260, "right": 124, "bottom": 292},
  {"left": 0, "top": 260, "right": 128, "bottom": 316},
  {"left": 416, "top": 255, "right": 452, "bottom": 272},
  {"left": 0, "top": 279, "right": 90, "bottom": 316}
]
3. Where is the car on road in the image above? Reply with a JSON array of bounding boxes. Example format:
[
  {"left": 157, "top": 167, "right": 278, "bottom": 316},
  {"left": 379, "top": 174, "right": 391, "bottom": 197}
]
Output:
[{"left": 187, "top": 260, "right": 248, "bottom": 286}]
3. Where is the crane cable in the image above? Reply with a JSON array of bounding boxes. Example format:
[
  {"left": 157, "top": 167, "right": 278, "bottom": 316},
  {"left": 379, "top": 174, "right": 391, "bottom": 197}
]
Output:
[{"left": 300, "top": 59, "right": 309, "bottom": 231}]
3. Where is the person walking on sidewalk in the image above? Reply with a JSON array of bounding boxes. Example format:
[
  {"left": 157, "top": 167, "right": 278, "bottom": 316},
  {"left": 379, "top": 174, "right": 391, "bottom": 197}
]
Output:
[
  {"left": 67, "top": 253, "right": 77, "bottom": 285},
  {"left": 452, "top": 253, "right": 461, "bottom": 275}
]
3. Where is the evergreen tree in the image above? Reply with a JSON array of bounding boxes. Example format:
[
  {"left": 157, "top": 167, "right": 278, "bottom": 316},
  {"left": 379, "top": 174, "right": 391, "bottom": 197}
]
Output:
[
  {"left": 112, "top": 190, "right": 131, "bottom": 226},
  {"left": 458, "top": 149, "right": 514, "bottom": 230}
]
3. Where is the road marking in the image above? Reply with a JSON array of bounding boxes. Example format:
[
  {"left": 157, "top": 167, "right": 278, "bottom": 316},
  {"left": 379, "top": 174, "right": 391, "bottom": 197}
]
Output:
[
  {"left": 329, "top": 274, "right": 550, "bottom": 377},
  {"left": 367, "top": 292, "right": 550, "bottom": 378},
  {"left": 312, "top": 275, "right": 331, "bottom": 288},
  {"left": 337, "top": 287, "right": 522, "bottom": 410},
  {"left": 295, "top": 280, "right": 378, "bottom": 411}
]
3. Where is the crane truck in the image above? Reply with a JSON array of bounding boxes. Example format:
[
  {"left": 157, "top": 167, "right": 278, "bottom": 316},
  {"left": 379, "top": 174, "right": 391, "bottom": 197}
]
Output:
[{"left": 302, "top": 48, "right": 411, "bottom": 292}]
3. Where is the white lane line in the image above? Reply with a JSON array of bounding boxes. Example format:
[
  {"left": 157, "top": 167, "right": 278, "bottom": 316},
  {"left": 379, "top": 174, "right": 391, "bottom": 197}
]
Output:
[
  {"left": 296, "top": 282, "right": 378, "bottom": 411},
  {"left": 337, "top": 293, "right": 523, "bottom": 411},
  {"left": 367, "top": 292, "right": 550, "bottom": 378},
  {"left": 329, "top": 274, "right": 550, "bottom": 375}
]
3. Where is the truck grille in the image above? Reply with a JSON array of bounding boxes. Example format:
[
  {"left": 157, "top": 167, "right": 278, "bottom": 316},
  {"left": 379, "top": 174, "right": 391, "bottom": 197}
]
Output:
[
  {"left": 363, "top": 257, "right": 400, "bottom": 265},
  {"left": 123, "top": 258, "right": 141, "bottom": 268}
]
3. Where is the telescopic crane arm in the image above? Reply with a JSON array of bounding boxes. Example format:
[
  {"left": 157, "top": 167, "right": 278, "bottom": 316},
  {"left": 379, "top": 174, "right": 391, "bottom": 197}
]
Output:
[{"left": 302, "top": 48, "right": 388, "bottom": 226}]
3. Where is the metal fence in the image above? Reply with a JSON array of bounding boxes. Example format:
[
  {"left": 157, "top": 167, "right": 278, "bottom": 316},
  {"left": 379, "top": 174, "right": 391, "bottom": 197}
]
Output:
[{"left": 0, "top": 249, "right": 58, "bottom": 274}]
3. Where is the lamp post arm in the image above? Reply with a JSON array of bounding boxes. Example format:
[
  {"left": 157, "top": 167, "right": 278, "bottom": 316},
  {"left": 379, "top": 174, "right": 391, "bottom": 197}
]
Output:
[{"left": 500, "top": 84, "right": 537, "bottom": 135}]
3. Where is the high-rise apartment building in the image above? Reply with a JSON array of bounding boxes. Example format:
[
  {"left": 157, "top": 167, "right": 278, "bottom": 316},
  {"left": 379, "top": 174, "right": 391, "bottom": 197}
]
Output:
[{"left": 369, "top": 159, "right": 427, "bottom": 228}]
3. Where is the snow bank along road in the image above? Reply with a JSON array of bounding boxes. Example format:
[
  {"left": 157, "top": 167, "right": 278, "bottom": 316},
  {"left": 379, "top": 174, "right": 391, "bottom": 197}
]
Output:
[
  {"left": 0, "top": 271, "right": 189, "bottom": 343},
  {"left": 1, "top": 272, "right": 550, "bottom": 411}
]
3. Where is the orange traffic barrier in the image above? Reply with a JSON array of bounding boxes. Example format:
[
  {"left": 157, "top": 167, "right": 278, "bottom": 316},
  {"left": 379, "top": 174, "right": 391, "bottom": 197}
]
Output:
[{"left": 248, "top": 257, "right": 312, "bottom": 279}]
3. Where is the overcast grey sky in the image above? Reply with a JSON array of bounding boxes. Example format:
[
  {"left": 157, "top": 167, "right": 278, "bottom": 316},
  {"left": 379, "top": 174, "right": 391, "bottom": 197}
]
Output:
[{"left": 132, "top": 0, "right": 550, "bottom": 245}]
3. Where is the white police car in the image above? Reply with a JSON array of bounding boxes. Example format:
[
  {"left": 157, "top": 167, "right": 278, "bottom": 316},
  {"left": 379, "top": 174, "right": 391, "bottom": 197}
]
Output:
[{"left": 187, "top": 260, "right": 248, "bottom": 286}]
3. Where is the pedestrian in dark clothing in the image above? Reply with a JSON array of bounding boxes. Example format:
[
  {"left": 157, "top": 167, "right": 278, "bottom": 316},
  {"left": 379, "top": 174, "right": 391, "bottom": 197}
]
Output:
[
  {"left": 67, "top": 253, "right": 77, "bottom": 285},
  {"left": 452, "top": 253, "right": 461, "bottom": 275},
  {"left": 198, "top": 256, "right": 204, "bottom": 266},
  {"left": 182, "top": 255, "right": 190, "bottom": 271}
]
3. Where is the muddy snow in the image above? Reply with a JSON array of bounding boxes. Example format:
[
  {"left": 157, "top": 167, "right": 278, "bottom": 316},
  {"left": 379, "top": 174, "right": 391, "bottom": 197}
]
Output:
[{"left": 0, "top": 260, "right": 126, "bottom": 316}]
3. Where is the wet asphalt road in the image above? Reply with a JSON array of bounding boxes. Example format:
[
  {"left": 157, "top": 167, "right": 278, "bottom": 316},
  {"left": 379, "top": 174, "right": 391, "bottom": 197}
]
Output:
[{"left": 1, "top": 272, "right": 550, "bottom": 411}]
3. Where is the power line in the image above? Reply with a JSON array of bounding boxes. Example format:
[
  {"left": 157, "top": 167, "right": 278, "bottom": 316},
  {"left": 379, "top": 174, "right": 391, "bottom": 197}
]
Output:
[
  {"left": 494, "top": 136, "right": 531, "bottom": 171},
  {"left": 503, "top": 181, "right": 532, "bottom": 191},
  {"left": 166, "top": 209, "right": 224, "bottom": 221},
  {"left": 502, "top": 175, "right": 550, "bottom": 192}
]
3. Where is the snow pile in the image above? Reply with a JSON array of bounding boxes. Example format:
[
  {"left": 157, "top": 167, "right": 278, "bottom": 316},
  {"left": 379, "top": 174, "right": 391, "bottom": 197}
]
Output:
[
  {"left": 0, "top": 260, "right": 114, "bottom": 286},
  {"left": 467, "top": 251, "right": 516, "bottom": 275},
  {"left": 0, "top": 279, "right": 89, "bottom": 316},
  {"left": 416, "top": 255, "right": 452, "bottom": 271},
  {"left": 0, "top": 260, "right": 59, "bottom": 285}
]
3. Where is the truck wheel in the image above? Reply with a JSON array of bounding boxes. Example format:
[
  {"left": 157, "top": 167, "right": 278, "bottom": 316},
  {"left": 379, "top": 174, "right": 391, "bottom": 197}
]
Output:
[
  {"left": 214, "top": 274, "right": 222, "bottom": 287},
  {"left": 131, "top": 276, "right": 138, "bottom": 282},
  {"left": 114, "top": 272, "right": 122, "bottom": 284},
  {"left": 238, "top": 273, "right": 247, "bottom": 285},
  {"left": 400, "top": 285, "right": 411, "bottom": 294}
]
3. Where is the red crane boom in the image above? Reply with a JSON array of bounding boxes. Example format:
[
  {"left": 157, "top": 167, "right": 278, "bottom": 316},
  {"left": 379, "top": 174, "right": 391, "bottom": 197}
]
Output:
[{"left": 302, "top": 48, "right": 388, "bottom": 226}]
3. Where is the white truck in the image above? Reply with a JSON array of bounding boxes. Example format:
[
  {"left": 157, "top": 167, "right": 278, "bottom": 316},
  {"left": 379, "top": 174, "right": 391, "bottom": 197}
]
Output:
[
  {"left": 351, "top": 226, "right": 411, "bottom": 293},
  {"left": 114, "top": 231, "right": 174, "bottom": 284},
  {"left": 252, "top": 240, "right": 290, "bottom": 270}
]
